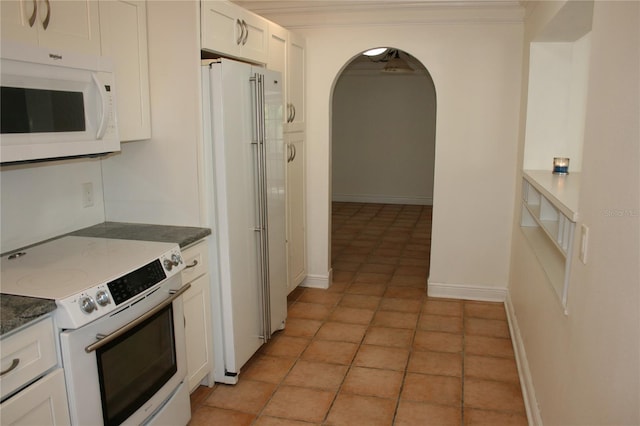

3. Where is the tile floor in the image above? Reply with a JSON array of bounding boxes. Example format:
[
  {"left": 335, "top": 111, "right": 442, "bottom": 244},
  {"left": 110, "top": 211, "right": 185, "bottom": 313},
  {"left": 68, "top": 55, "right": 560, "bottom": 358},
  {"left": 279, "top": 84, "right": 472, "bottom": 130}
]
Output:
[{"left": 189, "top": 203, "right": 528, "bottom": 425}]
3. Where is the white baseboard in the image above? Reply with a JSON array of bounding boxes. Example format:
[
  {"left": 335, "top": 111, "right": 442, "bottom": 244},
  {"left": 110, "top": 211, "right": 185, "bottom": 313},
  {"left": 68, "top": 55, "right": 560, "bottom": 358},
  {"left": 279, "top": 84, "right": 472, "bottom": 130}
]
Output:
[
  {"left": 505, "top": 292, "right": 543, "bottom": 426},
  {"left": 427, "top": 281, "right": 507, "bottom": 302},
  {"left": 332, "top": 194, "right": 433, "bottom": 206},
  {"left": 301, "top": 270, "right": 332, "bottom": 290}
]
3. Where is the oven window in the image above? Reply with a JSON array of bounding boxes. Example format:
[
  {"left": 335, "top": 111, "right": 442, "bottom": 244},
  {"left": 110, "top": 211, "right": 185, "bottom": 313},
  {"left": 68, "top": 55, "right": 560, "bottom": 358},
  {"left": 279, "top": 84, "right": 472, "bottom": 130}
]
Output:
[
  {"left": 96, "top": 304, "right": 177, "bottom": 426},
  {"left": 0, "top": 86, "right": 86, "bottom": 133}
]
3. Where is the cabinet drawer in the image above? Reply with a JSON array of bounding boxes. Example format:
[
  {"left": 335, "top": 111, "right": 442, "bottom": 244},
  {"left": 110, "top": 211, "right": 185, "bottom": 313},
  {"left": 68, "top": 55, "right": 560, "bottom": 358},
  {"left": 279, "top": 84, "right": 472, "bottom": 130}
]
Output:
[
  {"left": 1, "top": 317, "right": 57, "bottom": 400},
  {"left": 181, "top": 241, "right": 209, "bottom": 284}
]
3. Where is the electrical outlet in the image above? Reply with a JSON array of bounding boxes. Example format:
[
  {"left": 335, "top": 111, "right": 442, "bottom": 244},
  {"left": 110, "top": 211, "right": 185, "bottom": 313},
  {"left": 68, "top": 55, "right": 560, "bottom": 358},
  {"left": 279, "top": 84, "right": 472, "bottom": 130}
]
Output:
[
  {"left": 82, "top": 182, "right": 94, "bottom": 208},
  {"left": 579, "top": 224, "right": 589, "bottom": 264}
]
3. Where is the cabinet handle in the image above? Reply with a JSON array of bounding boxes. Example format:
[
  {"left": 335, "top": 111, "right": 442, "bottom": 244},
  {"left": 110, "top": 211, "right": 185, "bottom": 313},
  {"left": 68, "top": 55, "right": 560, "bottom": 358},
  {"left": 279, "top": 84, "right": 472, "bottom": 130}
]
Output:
[
  {"left": 0, "top": 359, "right": 20, "bottom": 376},
  {"left": 185, "top": 259, "right": 198, "bottom": 269},
  {"left": 287, "top": 103, "right": 293, "bottom": 123},
  {"left": 236, "top": 19, "right": 244, "bottom": 45},
  {"left": 42, "top": 0, "right": 51, "bottom": 30},
  {"left": 291, "top": 104, "right": 296, "bottom": 123},
  {"left": 242, "top": 20, "right": 249, "bottom": 45},
  {"left": 291, "top": 144, "right": 297, "bottom": 162},
  {"left": 28, "top": 0, "right": 37, "bottom": 27}
]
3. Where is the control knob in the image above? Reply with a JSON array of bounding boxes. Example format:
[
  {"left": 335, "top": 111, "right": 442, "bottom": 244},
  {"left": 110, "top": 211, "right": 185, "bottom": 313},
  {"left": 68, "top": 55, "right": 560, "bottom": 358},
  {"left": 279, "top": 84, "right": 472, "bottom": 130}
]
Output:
[
  {"left": 163, "top": 253, "right": 183, "bottom": 271},
  {"left": 79, "top": 296, "right": 97, "bottom": 314},
  {"left": 95, "top": 290, "right": 111, "bottom": 307}
]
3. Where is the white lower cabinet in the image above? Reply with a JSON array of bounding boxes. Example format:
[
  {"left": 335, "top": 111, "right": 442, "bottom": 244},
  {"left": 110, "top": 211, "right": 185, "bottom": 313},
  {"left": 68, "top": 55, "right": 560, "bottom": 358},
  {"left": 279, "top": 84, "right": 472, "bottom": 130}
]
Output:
[
  {"left": 181, "top": 240, "right": 214, "bottom": 392},
  {"left": 0, "top": 316, "right": 70, "bottom": 426},
  {"left": 286, "top": 131, "right": 307, "bottom": 292},
  {"left": 0, "top": 368, "right": 70, "bottom": 426}
]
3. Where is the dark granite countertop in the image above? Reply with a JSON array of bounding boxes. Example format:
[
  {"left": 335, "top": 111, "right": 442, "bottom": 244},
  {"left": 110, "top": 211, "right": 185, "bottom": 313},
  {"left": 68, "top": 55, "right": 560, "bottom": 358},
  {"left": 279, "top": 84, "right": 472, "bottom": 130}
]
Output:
[{"left": 1, "top": 222, "right": 211, "bottom": 337}]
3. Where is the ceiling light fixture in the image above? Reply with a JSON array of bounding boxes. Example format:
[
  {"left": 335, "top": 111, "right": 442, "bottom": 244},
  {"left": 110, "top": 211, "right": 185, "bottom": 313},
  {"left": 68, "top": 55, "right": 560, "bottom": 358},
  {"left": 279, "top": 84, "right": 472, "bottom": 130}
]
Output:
[
  {"left": 382, "top": 50, "right": 414, "bottom": 74},
  {"left": 362, "top": 47, "right": 388, "bottom": 57}
]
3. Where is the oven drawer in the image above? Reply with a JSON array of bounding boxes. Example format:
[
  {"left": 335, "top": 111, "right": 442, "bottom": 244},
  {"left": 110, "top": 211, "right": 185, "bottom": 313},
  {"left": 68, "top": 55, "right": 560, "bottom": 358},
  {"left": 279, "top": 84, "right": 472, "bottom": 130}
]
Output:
[
  {"left": 0, "top": 316, "right": 57, "bottom": 400},
  {"left": 181, "top": 240, "right": 209, "bottom": 284}
]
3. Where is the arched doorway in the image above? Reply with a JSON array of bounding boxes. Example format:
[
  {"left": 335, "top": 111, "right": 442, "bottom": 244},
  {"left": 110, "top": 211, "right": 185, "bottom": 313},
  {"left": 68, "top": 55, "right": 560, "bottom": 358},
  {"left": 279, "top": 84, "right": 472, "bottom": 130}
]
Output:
[{"left": 330, "top": 47, "right": 437, "bottom": 291}]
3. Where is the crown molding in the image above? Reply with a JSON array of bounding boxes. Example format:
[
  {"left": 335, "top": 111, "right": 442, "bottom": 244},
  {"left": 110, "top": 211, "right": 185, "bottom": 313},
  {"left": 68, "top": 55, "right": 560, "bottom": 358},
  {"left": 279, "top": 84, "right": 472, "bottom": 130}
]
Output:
[{"left": 233, "top": 1, "right": 526, "bottom": 28}]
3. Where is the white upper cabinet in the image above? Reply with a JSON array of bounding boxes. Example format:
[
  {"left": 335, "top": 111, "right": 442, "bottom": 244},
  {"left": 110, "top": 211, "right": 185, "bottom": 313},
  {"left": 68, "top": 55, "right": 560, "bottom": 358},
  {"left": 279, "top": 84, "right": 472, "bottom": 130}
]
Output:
[
  {"left": 201, "top": 0, "right": 269, "bottom": 64},
  {"left": 267, "top": 22, "right": 306, "bottom": 132},
  {"left": 99, "top": 0, "right": 151, "bottom": 141},
  {"left": 0, "top": 0, "right": 101, "bottom": 55}
]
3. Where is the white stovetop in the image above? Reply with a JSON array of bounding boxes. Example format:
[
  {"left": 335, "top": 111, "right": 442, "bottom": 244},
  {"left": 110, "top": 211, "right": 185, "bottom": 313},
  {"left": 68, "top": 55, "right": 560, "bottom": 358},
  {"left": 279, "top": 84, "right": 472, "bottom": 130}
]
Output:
[{"left": 0, "top": 236, "right": 178, "bottom": 300}]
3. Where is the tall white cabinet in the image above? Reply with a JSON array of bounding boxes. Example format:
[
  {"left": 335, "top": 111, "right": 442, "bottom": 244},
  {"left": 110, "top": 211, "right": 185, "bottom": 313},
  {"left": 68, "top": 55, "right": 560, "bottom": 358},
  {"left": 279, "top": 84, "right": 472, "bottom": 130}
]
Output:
[{"left": 267, "top": 22, "right": 307, "bottom": 293}]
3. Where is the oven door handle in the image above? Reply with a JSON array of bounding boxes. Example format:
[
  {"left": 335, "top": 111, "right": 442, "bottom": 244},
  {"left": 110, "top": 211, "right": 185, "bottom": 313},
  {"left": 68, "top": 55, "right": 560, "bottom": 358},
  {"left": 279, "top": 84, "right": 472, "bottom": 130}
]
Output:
[{"left": 85, "top": 283, "right": 191, "bottom": 353}]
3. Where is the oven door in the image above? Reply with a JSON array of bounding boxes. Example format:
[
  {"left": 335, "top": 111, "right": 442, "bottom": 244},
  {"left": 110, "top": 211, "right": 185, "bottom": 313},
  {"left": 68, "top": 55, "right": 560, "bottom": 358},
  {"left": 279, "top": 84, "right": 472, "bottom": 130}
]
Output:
[{"left": 59, "top": 276, "right": 189, "bottom": 426}]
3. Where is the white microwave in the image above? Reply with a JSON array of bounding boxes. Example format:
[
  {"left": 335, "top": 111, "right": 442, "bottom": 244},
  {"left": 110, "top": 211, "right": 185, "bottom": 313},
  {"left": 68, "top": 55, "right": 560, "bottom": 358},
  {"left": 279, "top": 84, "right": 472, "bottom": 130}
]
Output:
[{"left": 0, "top": 42, "right": 120, "bottom": 164}]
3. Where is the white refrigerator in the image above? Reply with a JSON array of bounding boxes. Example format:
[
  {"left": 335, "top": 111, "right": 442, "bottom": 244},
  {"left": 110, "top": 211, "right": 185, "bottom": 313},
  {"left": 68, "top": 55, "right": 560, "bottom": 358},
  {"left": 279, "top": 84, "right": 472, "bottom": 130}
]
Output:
[{"left": 202, "top": 58, "right": 287, "bottom": 384}]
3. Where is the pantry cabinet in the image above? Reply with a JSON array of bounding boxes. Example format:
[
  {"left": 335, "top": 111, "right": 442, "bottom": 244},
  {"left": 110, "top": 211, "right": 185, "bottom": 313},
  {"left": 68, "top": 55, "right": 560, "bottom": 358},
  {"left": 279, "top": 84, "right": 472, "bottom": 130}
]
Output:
[
  {"left": 181, "top": 240, "right": 214, "bottom": 392},
  {"left": 0, "top": 0, "right": 101, "bottom": 55},
  {"left": 201, "top": 0, "right": 269, "bottom": 64},
  {"left": 267, "top": 22, "right": 306, "bottom": 132},
  {"left": 0, "top": 316, "right": 70, "bottom": 426},
  {"left": 285, "top": 132, "right": 307, "bottom": 292},
  {"left": 99, "top": 0, "right": 152, "bottom": 141}
]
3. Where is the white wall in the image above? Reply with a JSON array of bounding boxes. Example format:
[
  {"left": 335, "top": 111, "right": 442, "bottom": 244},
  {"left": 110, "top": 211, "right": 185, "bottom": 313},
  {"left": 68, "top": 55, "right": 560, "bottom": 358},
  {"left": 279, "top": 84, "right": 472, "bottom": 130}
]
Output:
[
  {"left": 0, "top": 159, "right": 105, "bottom": 252},
  {"left": 509, "top": 1, "right": 640, "bottom": 424},
  {"left": 332, "top": 72, "right": 436, "bottom": 205},
  {"left": 290, "top": 17, "right": 523, "bottom": 294},
  {"left": 101, "top": 1, "right": 205, "bottom": 227}
]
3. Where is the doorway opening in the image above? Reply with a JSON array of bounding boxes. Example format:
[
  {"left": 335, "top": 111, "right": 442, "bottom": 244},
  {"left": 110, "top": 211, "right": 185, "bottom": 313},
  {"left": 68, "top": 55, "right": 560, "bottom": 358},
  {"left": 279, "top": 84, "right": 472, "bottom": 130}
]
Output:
[{"left": 330, "top": 47, "right": 437, "bottom": 293}]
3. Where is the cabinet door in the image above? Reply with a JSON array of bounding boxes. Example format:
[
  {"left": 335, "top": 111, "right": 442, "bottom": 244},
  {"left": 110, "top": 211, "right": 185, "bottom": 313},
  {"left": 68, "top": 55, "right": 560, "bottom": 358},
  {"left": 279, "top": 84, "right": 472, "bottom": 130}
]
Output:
[
  {"left": 183, "top": 273, "right": 213, "bottom": 392},
  {"left": 286, "top": 132, "right": 306, "bottom": 291},
  {"left": 286, "top": 32, "right": 305, "bottom": 133},
  {"left": 201, "top": 0, "right": 242, "bottom": 58},
  {"left": 238, "top": 9, "right": 269, "bottom": 64},
  {"left": 267, "top": 22, "right": 288, "bottom": 126},
  {"left": 0, "top": 0, "right": 40, "bottom": 45},
  {"left": 0, "top": 368, "right": 71, "bottom": 426},
  {"left": 99, "top": 0, "right": 151, "bottom": 141},
  {"left": 37, "top": 0, "right": 101, "bottom": 55}
]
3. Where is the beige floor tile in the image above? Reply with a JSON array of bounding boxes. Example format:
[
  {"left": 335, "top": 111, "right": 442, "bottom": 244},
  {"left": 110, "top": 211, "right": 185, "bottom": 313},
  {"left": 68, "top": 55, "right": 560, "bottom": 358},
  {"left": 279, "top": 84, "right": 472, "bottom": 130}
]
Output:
[
  {"left": 418, "top": 314, "right": 463, "bottom": 334},
  {"left": 464, "top": 355, "right": 520, "bottom": 383},
  {"left": 283, "top": 360, "right": 348, "bottom": 391},
  {"left": 353, "top": 344, "right": 410, "bottom": 371},
  {"left": 189, "top": 385, "right": 214, "bottom": 414},
  {"left": 463, "top": 408, "right": 529, "bottom": 425},
  {"left": 189, "top": 406, "right": 255, "bottom": 426},
  {"left": 204, "top": 380, "right": 276, "bottom": 413},
  {"left": 465, "top": 317, "right": 511, "bottom": 339},
  {"left": 407, "top": 350, "right": 462, "bottom": 377},
  {"left": 327, "top": 282, "right": 349, "bottom": 293},
  {"left": 363, "top": 326, "right": 414, "bottom": 348},
  {"left": 339, "top": 294, "right": 381, "bottom": 310},
  {"left": 464, "top": 301, "right": 508, "bottom": 320},
  {"left": 260, "top": 335, "right": 310, "bottom": 358},
  {"left": 465, "top": 335, "right": 515, "bottom": 358},
  {"left": 240, "top": 355, "right": 295, "bottom": 383},
  {"left": 463, "top": 378, "right": 526, "bottom": 413},
  {"left": 341, "top": 366, "right": 403, "bottom": 399},
  {"left": 282, "top": 317, "right": 323, "bottom": 338},
  {"left": 325, "top": 393, "right": 396, "bottom": 426},
  {"left": 383, "top": 286, "right": 426, "bottom": 299},
  {"left": 263, "top": 385, "right": 335, "bottom": 423},
  {"left": 287, "top": 302, "right": 333, "bottom": 321},
  {"left": 413, "top": 330, "right": 463, "bottom": 353},
  {"left": 395, "top": 400, "right": 462, "bottom": 426},
  {"left": 298, "top": 289, "right": 343, "bottom": 306},
  {"left": 401, "top": 373, "right": 462, "bottom": 406},
  {"left": 315, "top": 321, "right": 367, "bottom": 343},
  {"left": 422, "top": 299, "right": 463, "bottom": 317},
  {"left": 371, "top": 310, "right": 419, "bottom": 329},
  {"left": 301, "top": 340, "right": 359, "bottom": 365},
  {"left": 346, "top": 282, "right": 387, "bottom": 297},
  {"left": 329, "top": 306, "right": 375, "bottom": 325}
]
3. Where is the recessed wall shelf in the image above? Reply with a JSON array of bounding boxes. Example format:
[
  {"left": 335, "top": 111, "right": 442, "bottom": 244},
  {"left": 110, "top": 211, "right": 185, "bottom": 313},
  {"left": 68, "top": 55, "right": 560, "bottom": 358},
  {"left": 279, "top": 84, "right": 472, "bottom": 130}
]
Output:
[{"left": 520, "top": 170, "right": 580, "bottom": 314}]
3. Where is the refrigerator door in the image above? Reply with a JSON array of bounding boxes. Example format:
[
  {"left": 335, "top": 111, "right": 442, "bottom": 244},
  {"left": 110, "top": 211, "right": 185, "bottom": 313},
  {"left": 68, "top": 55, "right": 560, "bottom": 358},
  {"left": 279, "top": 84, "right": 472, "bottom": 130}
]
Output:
[{"left": 203, "top": 59, "right": 286, "bottom": 384}]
